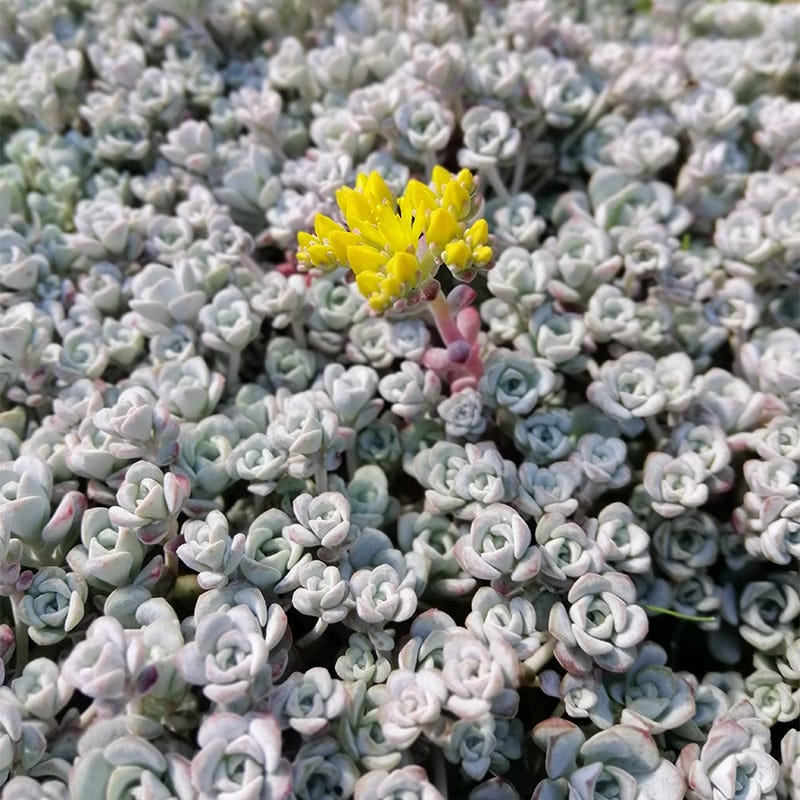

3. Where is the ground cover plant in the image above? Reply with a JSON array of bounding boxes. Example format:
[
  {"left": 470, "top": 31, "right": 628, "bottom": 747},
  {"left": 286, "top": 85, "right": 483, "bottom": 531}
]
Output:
[{"left": 0, "top": 0, "right": 799, "bottom": 797}]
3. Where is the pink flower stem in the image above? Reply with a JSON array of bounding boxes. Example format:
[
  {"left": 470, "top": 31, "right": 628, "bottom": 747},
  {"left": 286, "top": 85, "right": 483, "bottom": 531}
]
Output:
[
  {"left": 427, "top": 289, "right": 484, "bottom": 385},
  {"left": 428, "top": 290, "right": 462, "bottom": 345}
]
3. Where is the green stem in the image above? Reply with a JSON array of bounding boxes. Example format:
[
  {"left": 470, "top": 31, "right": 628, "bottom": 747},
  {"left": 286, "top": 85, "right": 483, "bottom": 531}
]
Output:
[
  {"left": 226, "top": 350, "right": 241, "bottom": 390},
  {"left": 315, "top": 462, "right": 328, "bottom": 493},
  {"left": 345, "top": 439, "right": 358, "bottom": 481},
  {"left": 431, "top": 748, "right": 448, "bottom": 798},
  {"left": 510, "top": 148, "right": 528, "bottom": 196},
  {"left": 645, "top": 415, "right": 666, "bottom": 445},
  {"left": 644, "top": 605, "right": 716, "bottom": 624},
  {"left": 422, "top": 150, "right": 437, "bottom": 178},
  {"left": 296, "top": 618, "right": 328, "bottom": 648},
  {"left": 291, "top": 316, "right": 307, "bottom": 350},
  {"left": 522, "top": 637, "right": 556, "bottom": 685},
  {"left": 11, "top": 593, "right": 28, "bottom": 674},
  {"left": 480, "top": 163, "right": 510, "bottom": 202},
  {"left": 79, "top": 703, "right": 98, "bottom": 729}
]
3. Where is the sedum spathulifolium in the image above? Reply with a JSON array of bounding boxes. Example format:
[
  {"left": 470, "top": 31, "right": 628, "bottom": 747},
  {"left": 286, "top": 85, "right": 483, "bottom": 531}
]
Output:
[{"left": 1, "top": 0, "right": 800, "bottom": 797}]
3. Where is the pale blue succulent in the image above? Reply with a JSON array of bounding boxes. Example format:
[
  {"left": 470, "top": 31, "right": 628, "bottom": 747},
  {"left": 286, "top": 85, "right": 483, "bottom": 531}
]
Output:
[
  {"left": 0, "top": 697, "right": 47, "bottom": 785},
  {"left": 346, "top": 317, "right": 396, "bottom": 368},
  {"left": 489, "top": 192, "right": 546, "bottom": 250},
  {"left": 291, "top": 560, "right": 354, "bottom": 627},
  {"left": 486, "top": 247, "right": 555, "bottom": 312},
  {"left": 479, "top": 349, "right": 558, "bottom": 417},
  {"left": 227, "top": 432, "right": 286, "bottom": 496},
  {"left": 379, "top": 361, "right": 441, "bottom": 421},
  {"left": 18, "top": 565, "right": 86, "bottom": 646},
  {"left": 516, "top": 461, "right": 582, "bottom": 519},
  {"left": 265, "top": 389, "right": 350, "bottom": 480},
  {"left": 176, "top": 603, "right": 288, "bottom": 712},
  {"left": 147, "top": 356, "right": 226, "bottom": 422},
  {"left": 60, "top": 616, "right": 132, "bottom": 713},
  {"left": 411, "top": 441, "right": 518, "bottom": 520},
  {"left": 109, "top": 460, "right": 190, "bottom": 545},
  {"left": 441, "top": 627, "right": 519, "bottom": 719},
  {"left": 677, "top": 701, "right": 779, "bottom": 800},
  {"left": 513, "top": 409, "right": 574, "bottom": 463},
  {"left": 396, "top": 511, "right": 472, "bottom": 597},
  {"left": 549, "top": 571, "right": 649, "bottom": 674},
  {"left": 93, "top": 386, "right": 179, "bottom": 466},
  {"left": 532, "top": 718, "right": 685, "bottom": 800},
  {"left": 0, "top": 456, "right": 85, "bottom": 564},
  {"left": 335, "top": 632, "right": 392, "bottom": 684},
  {"left": 318, "top": 362, "right": 382, "bottom": 431},
  {"left": 466, "top": 587, "right": 543, "bottom": 660},
  {"left": 268, "top": 667, "right": 349, "bottom": 736},
  {"left": 284, "top": 491, "right": 353, "bottom": 550},
  {"left": 177, "top": 510, "right": 245, "bottom": 590},
  {"left": 355, "top": 765, "right": 444, "bottom": 800},
  {"left": 515, "top": 303, "right": 587, "bottom": 375},
  {"left": 189, "top": 711, "right": 291, "bottom": 800},
  {"left": 291, "top": 737, "right": 360, "bottom": 800},
  {"left": 528, "top": 55, "right": 597, "bottom": 128},
  {"left": 392, "top": 89, "right": 455, "bottom": 165}
]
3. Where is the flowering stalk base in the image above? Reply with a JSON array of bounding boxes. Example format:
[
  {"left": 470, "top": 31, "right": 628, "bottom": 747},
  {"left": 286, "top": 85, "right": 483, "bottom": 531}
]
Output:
[{"left": 425, "top": 289, "right": 484, "bottom": 390}]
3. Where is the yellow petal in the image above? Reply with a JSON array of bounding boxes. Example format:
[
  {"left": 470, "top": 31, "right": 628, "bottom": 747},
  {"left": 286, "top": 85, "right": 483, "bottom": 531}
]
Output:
[
  {"left": 431, "top": 165, "right": 453, "bottom": 193},
  {"left": 347, "top": 244, "right": 387, "bottom": 274},
  {"left": 308, "top": 243, "right": 334, "bottom": 265},
  {"left": 335, "top": 185, "right": 353, "bottom": 212},
  {"left": 404, "top": 180, "right": 437, "bottom": 214},
  {"left": 375, "top": 203, "right": 411, "bottom": 253},
  {"left": 387, "top": 252, "right": 419, "bottom": 284},
  {"left": 443, "top": 180, "right": 470, "bottom": 219},
  {"left": 314, "top": 214, "right": 343, "bottom": 239},
  {"left": 337, "top": 187, "right": 374, "bottom": 230},
  {"left": 364, "top": 172, "right": 395, "bottom": 207},
  {"left": 425, "top": 208, "right": 460, "bottom": 248},
  {"left": 356, "top": 271, "right": 383, "bottom": 295},
  {"left": 329, "top": 230, "right": 362, "bottom": 263},
  {"left": 465, "top": 218, "right": 489, "bottom": 245},
  {"left": 456, "top": 168, "right": 476, "bottom": 194},
  {"left": 297, "top": 231, "right": 315, "bottom": 249}
]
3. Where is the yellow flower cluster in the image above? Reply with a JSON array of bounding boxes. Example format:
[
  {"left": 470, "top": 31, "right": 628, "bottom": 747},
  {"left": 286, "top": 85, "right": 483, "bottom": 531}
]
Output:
[{"left": 297, "top": 167, "right": 492, "bottom": 313}]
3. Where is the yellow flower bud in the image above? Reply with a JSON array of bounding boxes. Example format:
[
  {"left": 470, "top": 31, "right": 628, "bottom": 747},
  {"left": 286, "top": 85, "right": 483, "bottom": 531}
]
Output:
[
  {"left": 472, "top": 245, "right": 493, "bottom": 266},
  {"left": 425, "top": 208, "right": 461, "bottom": 249},
  {"left": 465, "top": 218, "right": 489, "bottom": 246},
  {"left": 442, "top": 180, "right": 471, "bottom": 221},
  {"left": 443, "top": 240, "right": 472, "bottom": 271},
  {"left": 430, "top": 165, "right": 454, "bottom": 194}
]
